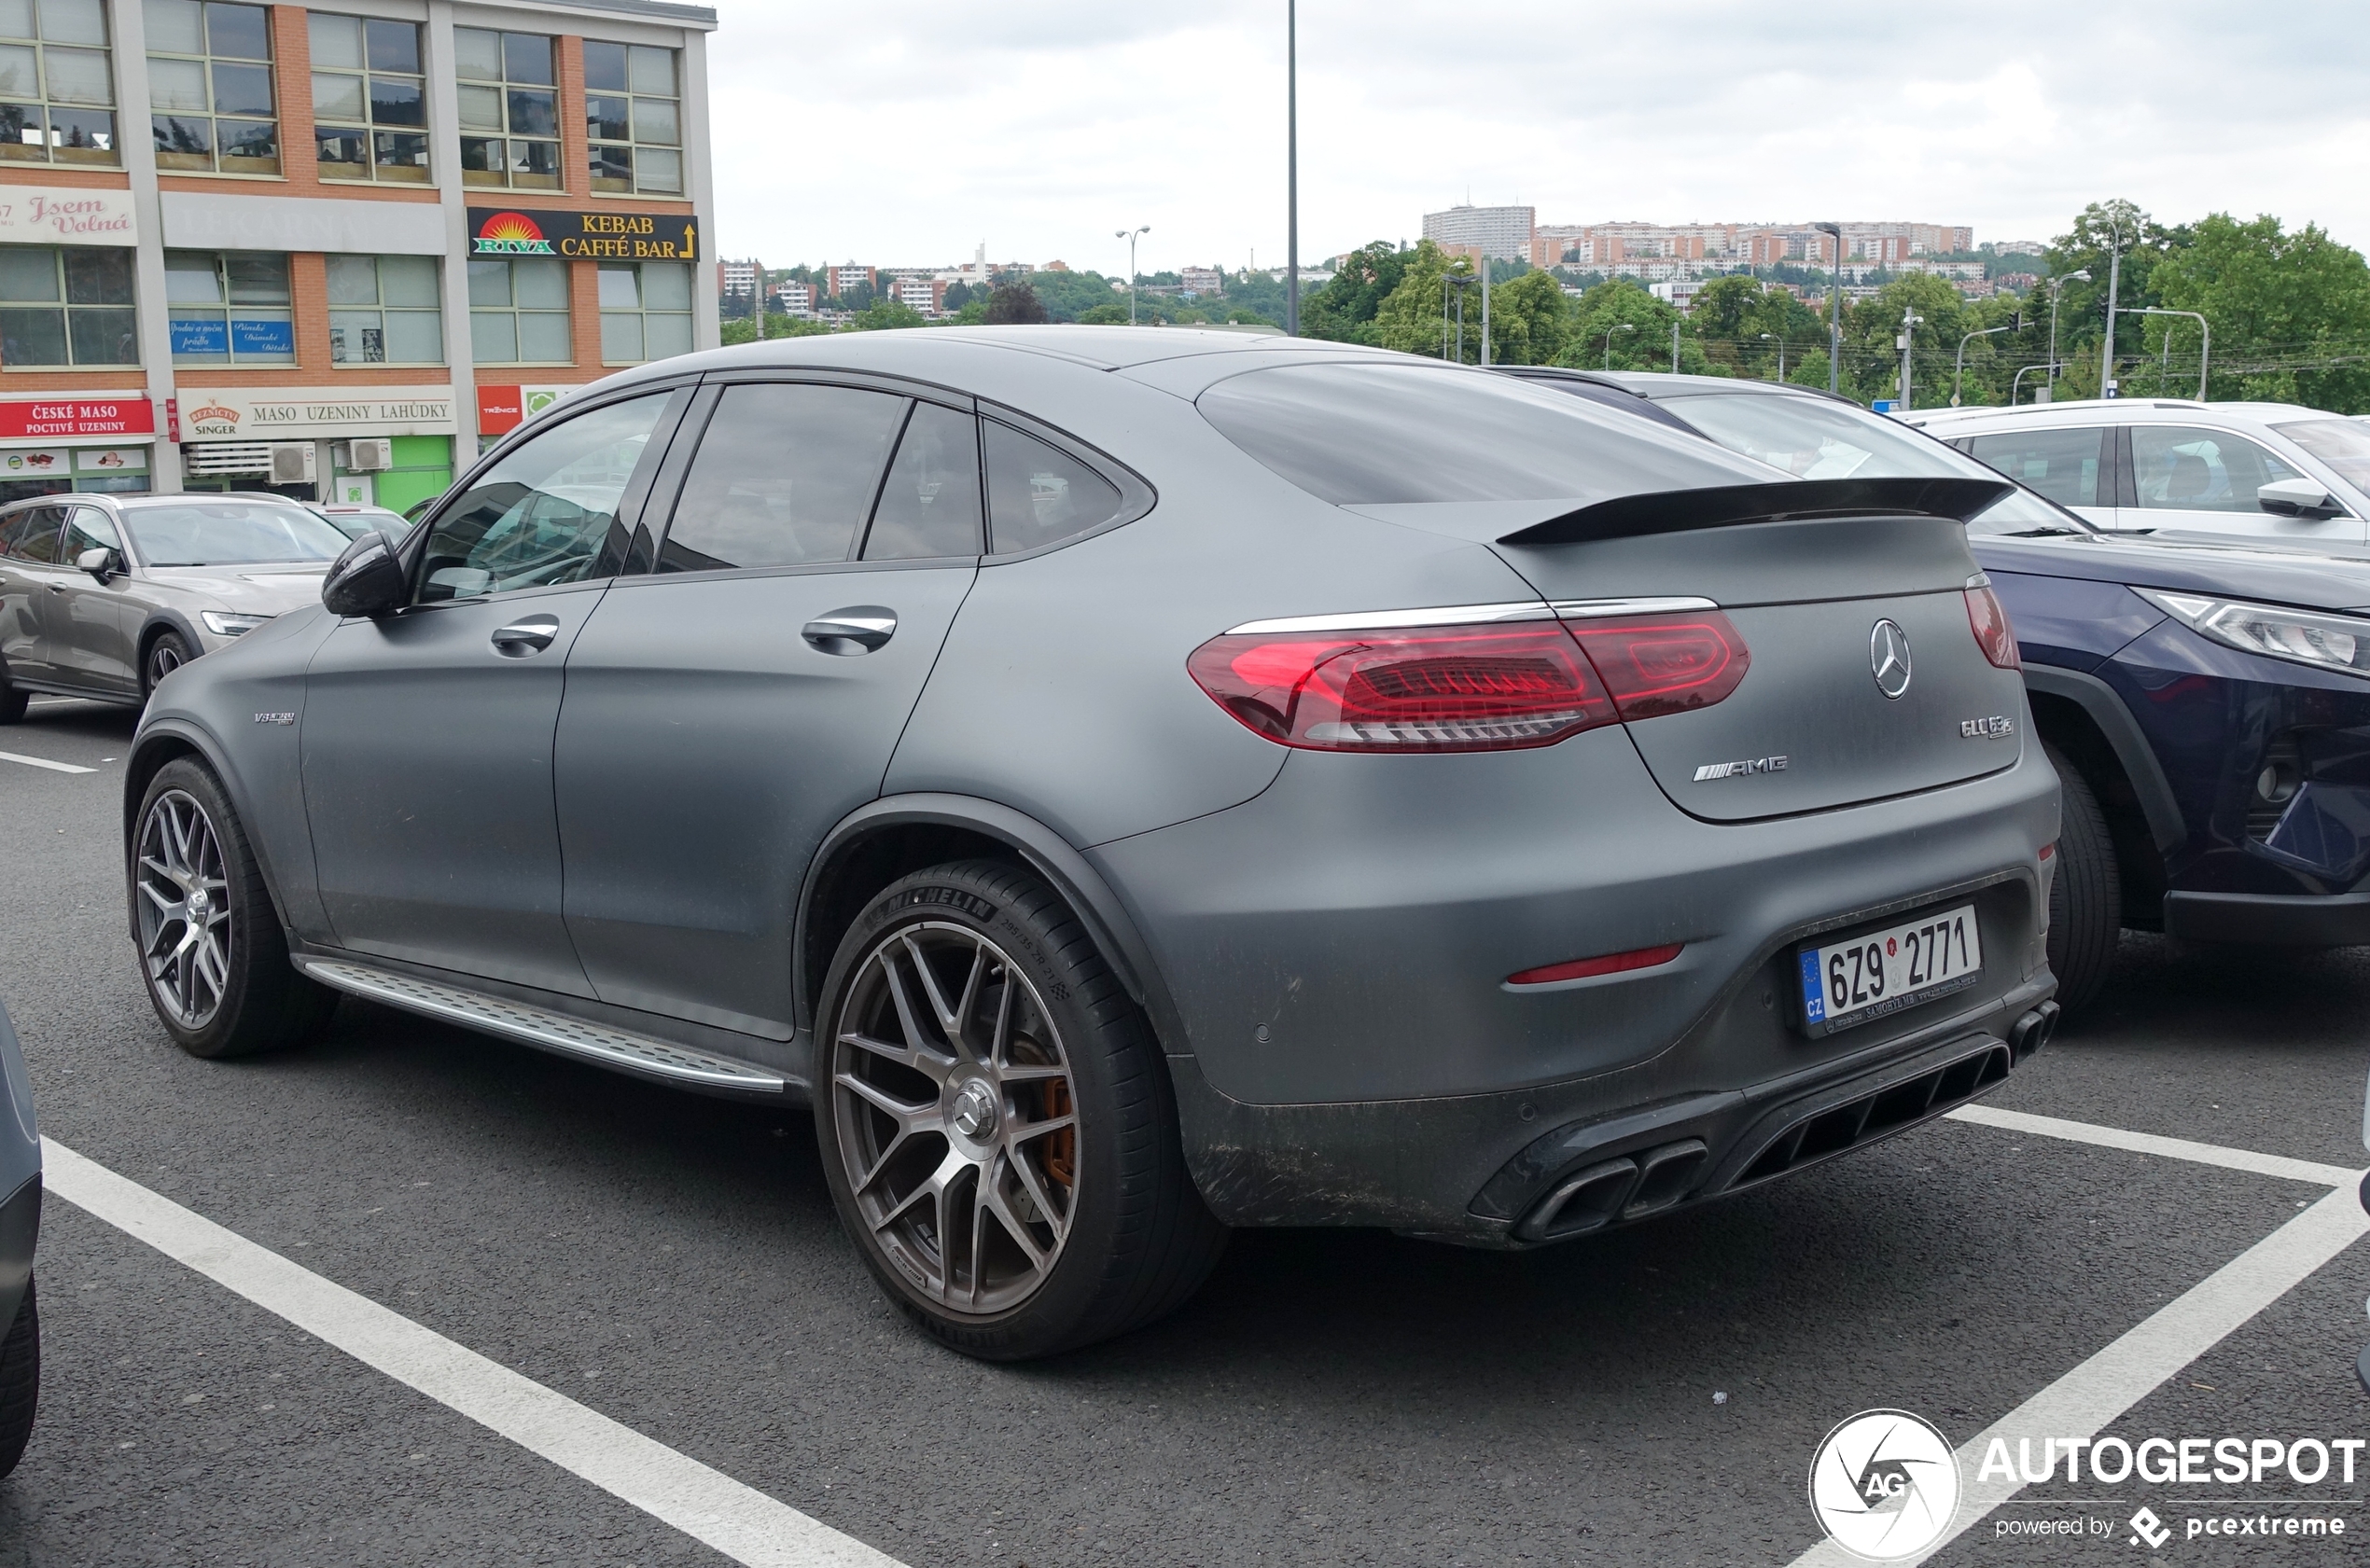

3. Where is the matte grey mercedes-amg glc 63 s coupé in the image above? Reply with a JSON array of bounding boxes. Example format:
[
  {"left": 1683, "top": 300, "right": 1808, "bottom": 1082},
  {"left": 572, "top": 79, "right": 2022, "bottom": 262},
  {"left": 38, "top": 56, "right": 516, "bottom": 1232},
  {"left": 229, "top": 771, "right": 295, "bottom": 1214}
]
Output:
[{"left": 126, "top": 327, "right": 2060, "bottom": 1358}]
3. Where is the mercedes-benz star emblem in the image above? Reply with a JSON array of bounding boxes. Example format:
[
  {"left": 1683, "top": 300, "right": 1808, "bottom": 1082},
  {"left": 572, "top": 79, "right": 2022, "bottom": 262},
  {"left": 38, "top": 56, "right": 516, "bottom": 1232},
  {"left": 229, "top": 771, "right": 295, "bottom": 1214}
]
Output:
[{"left": 1870, "top": 619, "right": 1913, "bottom": 700}]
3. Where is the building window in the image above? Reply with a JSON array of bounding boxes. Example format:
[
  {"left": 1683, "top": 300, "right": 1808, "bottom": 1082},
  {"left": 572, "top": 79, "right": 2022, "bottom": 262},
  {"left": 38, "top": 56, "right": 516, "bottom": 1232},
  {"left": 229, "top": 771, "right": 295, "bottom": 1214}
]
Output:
[
  {"left": 328, "top": 254, "right": 440, "bottom": 364},
  {"left": 583, "top": 40, "right": 678, "bottom": 196},
  {"left": 308, "top": 13, "right": 425, "bottom": 184},
  {"left": 146, "top": 0, "right": 276, "bottom": 175},
  {"left": 468, "top": 257, "right": 568, "bottom": 363},
  {"left": 454, "top": 28, "right": 556, "bottom": 191},
  {"left": 0, "top": 0, "right": 117, "bottom": 167},
  {"left": 598, "top": 261, "right": 691, "bottom": 364},
  {"left": 0, "top": 245, "right": 134, "bottom": 366},
  {"left": 164, "top": 250, "right": 291, "bottom": 365}
]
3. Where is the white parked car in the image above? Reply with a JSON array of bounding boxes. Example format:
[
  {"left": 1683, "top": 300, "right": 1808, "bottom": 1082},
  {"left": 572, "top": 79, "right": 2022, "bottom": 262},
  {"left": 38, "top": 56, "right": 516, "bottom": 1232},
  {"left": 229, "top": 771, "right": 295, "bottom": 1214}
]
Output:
[{"left": 1908, "top": 399, "right": 2370, "bottom": 551}]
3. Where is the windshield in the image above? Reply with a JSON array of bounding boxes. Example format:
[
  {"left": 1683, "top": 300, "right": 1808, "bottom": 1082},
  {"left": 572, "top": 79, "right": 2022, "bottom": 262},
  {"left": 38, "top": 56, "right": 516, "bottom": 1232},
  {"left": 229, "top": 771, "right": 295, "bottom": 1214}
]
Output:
[
  {"left": 122, "top": 501, "right": 351, "bottom": 565},
  {"left": 2273, "top": 419, "right": 2370, "bottom": 492},
  {"left": 1652, "top": 390, "right": 2093, "bottom": 537},
  {"left": 1196, "top": 362, "right": 1768, "bottom": 506}
]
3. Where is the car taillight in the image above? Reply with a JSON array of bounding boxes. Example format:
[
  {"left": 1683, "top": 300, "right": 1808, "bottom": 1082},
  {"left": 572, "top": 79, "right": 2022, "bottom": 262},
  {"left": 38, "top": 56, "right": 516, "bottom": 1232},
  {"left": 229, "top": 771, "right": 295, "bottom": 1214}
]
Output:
[
  {"left": 1566, "top": 611, "right": 1751, "bottom": 719},
  {"left": 1965, "top": 578, "right": 2021, "bottom": 670},
  {"left": 1186, "top": 622, "right": 1615, "bottom": 752}
]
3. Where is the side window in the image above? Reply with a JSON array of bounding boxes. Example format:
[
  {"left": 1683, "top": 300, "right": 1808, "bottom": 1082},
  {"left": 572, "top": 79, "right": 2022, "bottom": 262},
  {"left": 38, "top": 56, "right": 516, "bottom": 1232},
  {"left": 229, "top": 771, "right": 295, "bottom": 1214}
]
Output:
[
  {"left": 659, "top": 383, "right": 908, "bottom": 573},
  {"left": 416, "top": 393, "right": 670, "bottom": 603},
  {"left": 2130, "top": 425, "right": 2305, "bottom": 513},
  {"left": 0, "top": 505, "right": 62, "bottom": 562},
  {"left": 863, "top": 401, "right": 982, "bottom": 561},
  {"left": 1965, "top": 428, "right": 2104, "bottom": 509},
  {"left": 62, "top": 506, "right": 118, "bottom": 559},
  {"left": 983, "top": 421, "right": 1123, "bottom": 555}
]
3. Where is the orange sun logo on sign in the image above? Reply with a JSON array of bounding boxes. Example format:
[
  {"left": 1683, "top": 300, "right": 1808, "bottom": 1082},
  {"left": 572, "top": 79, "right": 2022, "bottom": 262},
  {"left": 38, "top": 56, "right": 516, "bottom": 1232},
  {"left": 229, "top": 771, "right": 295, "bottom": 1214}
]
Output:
[{"left": 475, "top": 213, "right": 553, "bottom": 255}]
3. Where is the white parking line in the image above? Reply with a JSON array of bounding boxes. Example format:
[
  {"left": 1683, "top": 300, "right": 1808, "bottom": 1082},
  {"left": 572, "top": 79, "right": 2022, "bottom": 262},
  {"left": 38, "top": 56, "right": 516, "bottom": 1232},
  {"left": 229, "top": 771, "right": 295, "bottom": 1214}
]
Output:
[
  {"left": 1946, "top": 1103, "right": 2361, "bottom": 1187},
  {"left": 0, "top": 749, "right": 94, "bottom": 774},
  {"left": 39, "top": 1137, "right": 907, "bottom": 1568},
  {"left": 1790, "top": 1177, "right": 2370, "bottom": 1566}
]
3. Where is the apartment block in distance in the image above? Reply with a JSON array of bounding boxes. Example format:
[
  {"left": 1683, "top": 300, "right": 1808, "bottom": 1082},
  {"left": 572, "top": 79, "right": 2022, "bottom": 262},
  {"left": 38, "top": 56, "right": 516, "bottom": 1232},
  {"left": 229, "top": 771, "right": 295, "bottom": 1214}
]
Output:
[
  {"left": 1421, "top": 203, "right": 1534, "bottom": 263},
  {"left": 0, "top": 0, "right": 718, "bottom": 510}
]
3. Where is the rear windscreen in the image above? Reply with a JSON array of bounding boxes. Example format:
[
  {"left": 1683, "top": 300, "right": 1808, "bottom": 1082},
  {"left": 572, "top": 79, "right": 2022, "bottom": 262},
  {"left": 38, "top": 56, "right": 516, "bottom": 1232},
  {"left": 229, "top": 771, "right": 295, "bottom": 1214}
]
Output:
[{"left": 1195, "top": 362, "right": 1768, "bottom": 506}]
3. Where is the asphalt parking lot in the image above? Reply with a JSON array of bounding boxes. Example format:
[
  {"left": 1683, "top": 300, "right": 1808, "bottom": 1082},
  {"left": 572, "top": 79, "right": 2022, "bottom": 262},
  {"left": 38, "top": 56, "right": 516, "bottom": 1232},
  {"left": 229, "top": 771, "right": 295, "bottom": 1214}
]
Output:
[{"left": 2, "top": 695, "right": 2367, "bottom": 1566}]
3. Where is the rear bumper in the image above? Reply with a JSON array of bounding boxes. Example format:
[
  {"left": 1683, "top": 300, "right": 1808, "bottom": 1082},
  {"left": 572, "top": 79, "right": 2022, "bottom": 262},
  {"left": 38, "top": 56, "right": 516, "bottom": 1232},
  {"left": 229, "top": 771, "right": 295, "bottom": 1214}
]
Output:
[
  {"left": 0, "top": 1173, "right": 37, "bottom": 1333},
  {"left": 2162, "top": 890, "right": 2370, "bottom": 947},
  {"left": 1094, "top": 729, "right": 2060, "bottom": 1237}
]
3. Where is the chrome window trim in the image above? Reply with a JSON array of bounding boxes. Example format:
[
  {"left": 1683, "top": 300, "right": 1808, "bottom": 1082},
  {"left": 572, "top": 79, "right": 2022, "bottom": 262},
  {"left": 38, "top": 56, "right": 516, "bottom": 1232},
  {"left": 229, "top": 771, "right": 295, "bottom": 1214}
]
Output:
[
  {"left": 1552, "top": 596, "right": 1719, "bottom": 618},
  {"left": 1222, "top": 601, "right": 1554, "bottom": 635}
]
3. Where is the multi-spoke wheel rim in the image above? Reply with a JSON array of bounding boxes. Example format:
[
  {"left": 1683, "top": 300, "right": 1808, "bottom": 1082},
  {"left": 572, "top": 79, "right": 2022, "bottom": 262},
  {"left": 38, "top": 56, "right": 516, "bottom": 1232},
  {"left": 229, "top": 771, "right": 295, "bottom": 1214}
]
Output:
[
  {"left": 830, "top": 922, "right": 1079, "bottom": 1316},
  {"left": 147, "top": 641, "right": 183, "bottom": 687},
  {"left": 135, "top": 789, "right": 231, "bottom": 1028}
]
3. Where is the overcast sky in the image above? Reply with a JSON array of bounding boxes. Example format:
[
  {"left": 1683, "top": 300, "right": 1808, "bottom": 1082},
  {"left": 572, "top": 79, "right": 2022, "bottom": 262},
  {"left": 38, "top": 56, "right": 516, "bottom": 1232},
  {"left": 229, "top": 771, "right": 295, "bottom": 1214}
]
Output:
[{"left": 705, "top": 1, "right": 2370, "bottom": 275}]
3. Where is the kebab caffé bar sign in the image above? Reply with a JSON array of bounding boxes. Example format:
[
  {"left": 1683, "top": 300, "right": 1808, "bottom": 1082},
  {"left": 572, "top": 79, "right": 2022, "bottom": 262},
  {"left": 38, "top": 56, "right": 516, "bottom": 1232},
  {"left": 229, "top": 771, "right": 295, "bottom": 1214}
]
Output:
[{"left": 468, "top": 207, "right": 699, "bottom": 262}]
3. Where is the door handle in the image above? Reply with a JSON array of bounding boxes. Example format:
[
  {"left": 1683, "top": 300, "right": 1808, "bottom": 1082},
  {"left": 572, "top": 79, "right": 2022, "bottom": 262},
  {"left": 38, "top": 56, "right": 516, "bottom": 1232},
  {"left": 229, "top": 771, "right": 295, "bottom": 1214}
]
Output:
[
  {"left": 490, "top": 614, "right": 561, "bottom": 656},
  {"left": 45, "top": 582, "right": 65, "bottom": 593},
  {"left": 802, "top": 607, "right": 897, "bottom": 655}
]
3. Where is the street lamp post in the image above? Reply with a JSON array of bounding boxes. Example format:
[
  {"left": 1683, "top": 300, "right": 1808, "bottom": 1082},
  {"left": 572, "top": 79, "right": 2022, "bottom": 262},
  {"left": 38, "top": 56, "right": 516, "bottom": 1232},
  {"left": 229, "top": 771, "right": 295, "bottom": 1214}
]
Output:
[
  {"left": 2044, "top": 269, "right": 2089, "bottom": 400},
  {"left": 2011, "top": 361, "right": 2051, "bottom": 405},
  {"left": 1115, "top": 227, "right": 1150, "bottom": 325},
  {"left": 1896, "top": 310, "right": 1924, "bottom": 407},
  {"left": 2132, "top": 307, "right": 2210, "bottom": 400},
  {"left": 1443, "top": 271, "right": 1474, "bottom": 362},
  {"left": 2095, "top": 201, "right": 2140, "bottom": 399},
  {"left": 1759, "top": 331, "right": 1786, "bottom": 382},
  {"left": 1953, "top": 325, "right": 2014, "bottom": 406},
  {"left": 1816, "top": 222, "right": 1845, "bottom": 395},
  {"left": 1285, "top": 0, "right": 1298, "bottom": 337},
  {"left": 1603, "top": 321, "right": 1635, "bottom": 369}
]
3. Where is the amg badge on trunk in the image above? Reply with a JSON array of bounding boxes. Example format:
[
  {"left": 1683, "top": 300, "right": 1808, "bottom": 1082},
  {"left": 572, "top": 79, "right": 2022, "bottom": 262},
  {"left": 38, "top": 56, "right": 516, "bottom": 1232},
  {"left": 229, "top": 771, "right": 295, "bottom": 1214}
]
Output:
[{"left": 1693, "top": 756, "right": 1790, "bottom": 782}]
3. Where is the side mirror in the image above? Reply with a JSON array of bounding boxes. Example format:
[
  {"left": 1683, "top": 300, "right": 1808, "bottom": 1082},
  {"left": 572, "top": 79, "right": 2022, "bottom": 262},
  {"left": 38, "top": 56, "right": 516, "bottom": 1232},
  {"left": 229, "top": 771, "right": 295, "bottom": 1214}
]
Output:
[
  {"left": 2258, "top": 477, "right": 2349, "bottom": 520},
  {"left": 76, "top": 546, "right": 118, "bottom": 582},
  {"left": 321, "top": 530, "right": 408, "bottom": 617}
]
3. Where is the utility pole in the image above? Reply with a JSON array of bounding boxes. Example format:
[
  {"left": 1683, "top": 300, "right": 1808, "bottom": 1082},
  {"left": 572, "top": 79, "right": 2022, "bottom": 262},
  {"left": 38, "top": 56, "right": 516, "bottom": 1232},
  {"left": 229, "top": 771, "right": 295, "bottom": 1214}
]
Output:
[
  {"left": 1670, "top": 318, "right": 1680, "bottom": 373},
  {"left": 2044, "top": 269, "right": 2089, "bottom": 402},
  {"left": 1816, "top": 222, "right": 1844, "bottom": 395},
  {"left": 2096, "top": 201, "right": 2139, "bottom": 399},
  {"left": 1896, "top": 310, "right": 1923, "bottom": 407},
  {"left": 1285, "top": 0, "right": 1298, "bottom": 337},
  {"left": 1479, "top": 252, "right": 1490, "bottom": 367}
]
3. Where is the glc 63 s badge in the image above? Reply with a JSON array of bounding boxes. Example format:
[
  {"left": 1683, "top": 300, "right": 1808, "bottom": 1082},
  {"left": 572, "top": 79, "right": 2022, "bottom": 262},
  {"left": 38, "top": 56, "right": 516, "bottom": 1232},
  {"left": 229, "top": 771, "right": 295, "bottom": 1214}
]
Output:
[{"left": 1958, "top": 715, "right": 2014, "bottom": 739}]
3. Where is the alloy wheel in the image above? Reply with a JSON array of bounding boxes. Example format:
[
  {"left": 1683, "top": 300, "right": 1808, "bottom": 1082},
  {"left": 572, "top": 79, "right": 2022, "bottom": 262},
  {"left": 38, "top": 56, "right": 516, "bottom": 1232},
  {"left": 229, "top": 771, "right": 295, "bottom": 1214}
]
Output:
[
  {"left": 830, "top": 922, "right": 1080, "bottom": 1315},
  {"left": 135, "top": 789, "right": 232, "bottom": 1028},
  {"left": 146, "top": 641, "right": 184, "bottom": 690}
]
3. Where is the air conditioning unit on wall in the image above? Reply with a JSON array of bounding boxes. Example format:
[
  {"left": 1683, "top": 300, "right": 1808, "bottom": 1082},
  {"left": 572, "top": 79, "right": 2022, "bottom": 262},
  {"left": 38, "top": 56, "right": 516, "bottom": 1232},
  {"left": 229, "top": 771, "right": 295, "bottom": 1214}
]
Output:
[
  {"left": 347, "top": 437, "right": 393, "bottom": 472},
  {"left": 269, "top": 442, "right": 316, "bottom": 486}
]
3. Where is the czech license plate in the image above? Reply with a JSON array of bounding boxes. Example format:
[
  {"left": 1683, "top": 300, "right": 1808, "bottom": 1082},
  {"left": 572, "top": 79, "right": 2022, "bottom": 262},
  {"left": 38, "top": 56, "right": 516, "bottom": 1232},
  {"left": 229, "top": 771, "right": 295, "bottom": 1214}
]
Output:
[{"left": 1797, "top": 904, "right": 1981, "bottom": 1036}]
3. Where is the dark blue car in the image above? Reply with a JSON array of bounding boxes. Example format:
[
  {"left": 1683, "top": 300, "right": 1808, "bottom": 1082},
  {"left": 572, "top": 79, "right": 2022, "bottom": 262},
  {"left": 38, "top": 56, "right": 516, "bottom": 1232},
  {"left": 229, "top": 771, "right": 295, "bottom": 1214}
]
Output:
[{"left": 1510, "top": 369, "right": 2370, "bottom": 1012}]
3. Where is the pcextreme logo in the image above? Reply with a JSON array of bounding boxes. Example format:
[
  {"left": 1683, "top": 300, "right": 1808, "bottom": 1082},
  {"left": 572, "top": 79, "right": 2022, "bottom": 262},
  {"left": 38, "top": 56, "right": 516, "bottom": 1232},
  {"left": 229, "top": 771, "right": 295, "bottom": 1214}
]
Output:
[{"left": 1809, "top": 1409, "right": 1960, "bottom": 1561}]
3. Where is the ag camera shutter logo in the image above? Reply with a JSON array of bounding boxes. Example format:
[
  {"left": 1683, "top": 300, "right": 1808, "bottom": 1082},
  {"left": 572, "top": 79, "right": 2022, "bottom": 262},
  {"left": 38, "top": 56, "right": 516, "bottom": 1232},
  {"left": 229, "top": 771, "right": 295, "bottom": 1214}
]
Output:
[{"left": 1808, "top": 1409, "right": 1960, "bottom": 1561}]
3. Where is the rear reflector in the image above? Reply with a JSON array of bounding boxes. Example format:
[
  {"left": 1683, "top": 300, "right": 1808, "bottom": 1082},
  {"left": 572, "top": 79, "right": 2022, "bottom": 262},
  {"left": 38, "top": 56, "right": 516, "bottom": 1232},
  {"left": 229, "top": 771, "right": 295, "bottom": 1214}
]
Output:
[
  {"left": 1507, "top": 943, "right": 1684, "bottom": 986},
  {"left": 1965, "top": 579, "right": 2021, "bottom": 670},
  {"left": 2040, "top": 841, "right": 2055, "bottom": 861},
  {"left": 1186, "top": 622, "right": 1614, "bottom": 752},
  {"left": 1187, "top": 610, "right": 1750, "bottom": 753}
]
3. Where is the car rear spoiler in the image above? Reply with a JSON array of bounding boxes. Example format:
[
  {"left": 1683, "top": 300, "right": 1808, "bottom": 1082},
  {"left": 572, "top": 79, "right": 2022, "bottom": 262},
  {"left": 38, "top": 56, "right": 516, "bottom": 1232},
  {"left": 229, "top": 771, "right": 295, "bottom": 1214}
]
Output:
[{"left": 1498, "top": 477, "right": 2015, "bottom": 547}]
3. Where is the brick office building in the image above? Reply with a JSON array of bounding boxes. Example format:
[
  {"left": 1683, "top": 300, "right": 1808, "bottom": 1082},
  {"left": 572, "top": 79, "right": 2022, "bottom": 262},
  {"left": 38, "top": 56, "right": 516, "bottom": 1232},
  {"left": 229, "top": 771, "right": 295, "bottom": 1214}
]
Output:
[{"left": 0, "top": 0, "right": 717, "bottom": 511}]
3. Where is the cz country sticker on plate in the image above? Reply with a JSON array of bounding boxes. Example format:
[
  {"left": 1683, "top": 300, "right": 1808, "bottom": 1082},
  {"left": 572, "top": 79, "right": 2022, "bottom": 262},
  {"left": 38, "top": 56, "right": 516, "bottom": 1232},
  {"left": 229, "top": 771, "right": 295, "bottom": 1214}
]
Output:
[{"left": 1797, "top": 904, "right": 1981, "bottom": 1037}]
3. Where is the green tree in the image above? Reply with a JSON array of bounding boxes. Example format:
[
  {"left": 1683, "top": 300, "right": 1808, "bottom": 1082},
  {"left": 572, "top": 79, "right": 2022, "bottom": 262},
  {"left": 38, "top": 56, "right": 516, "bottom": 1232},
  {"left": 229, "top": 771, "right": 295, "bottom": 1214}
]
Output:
[
  {"left": 719, "top": 313, "right": 833, "bottom": 345},
  {"left": 1554, "top": 279, "right": 1697, "bottom": 373},
  {"left": 984, "top": 282, "right": 1050, "bottom": 325},
  {"left": 943, "top": 280, "right": 975, "bottom": 312},
  {"left": 1689, "top": 276, "right": 1823, "bottom": 380},
  {"left": 1367, "top": 240, "right": 1479, "bottom": 358},
  {"left": 1834, "top": 274, "right": 1973, "bottom": 408},
  {"left": 1074, "top": 301, "right": 1130, "bottom": 325},
  {"left": 849, "top": 298, "right": 928, "bottom": 331},
  {"left": 2149, "top": 213, "right": 2370, "bottom": 410},
  {"left": 2039, "top": 200, "right": 2183, "bottom": 398},
  {"left": 1481, "top": 268, "right": 1572, "bottom": 366},
  {"left": 1301, "top": 240, "right": 1414, "bottom": 342}
]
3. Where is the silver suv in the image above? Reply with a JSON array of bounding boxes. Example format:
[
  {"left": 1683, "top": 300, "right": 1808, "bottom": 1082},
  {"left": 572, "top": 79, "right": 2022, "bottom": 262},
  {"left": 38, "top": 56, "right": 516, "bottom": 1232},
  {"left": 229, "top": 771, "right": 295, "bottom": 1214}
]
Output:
[
  {"left": 1910, "top": 399, "right": 2370, "bottom": 550},
  {"left": 0, "top": 492, "right": 350, "bottom": 715}
]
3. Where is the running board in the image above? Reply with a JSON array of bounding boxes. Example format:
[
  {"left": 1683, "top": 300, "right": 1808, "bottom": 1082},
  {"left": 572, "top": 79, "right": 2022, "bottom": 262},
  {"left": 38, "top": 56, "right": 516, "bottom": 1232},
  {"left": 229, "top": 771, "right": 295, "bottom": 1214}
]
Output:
[{"left": 297, "top": 957, "right": 788, "bottom": 1093}]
